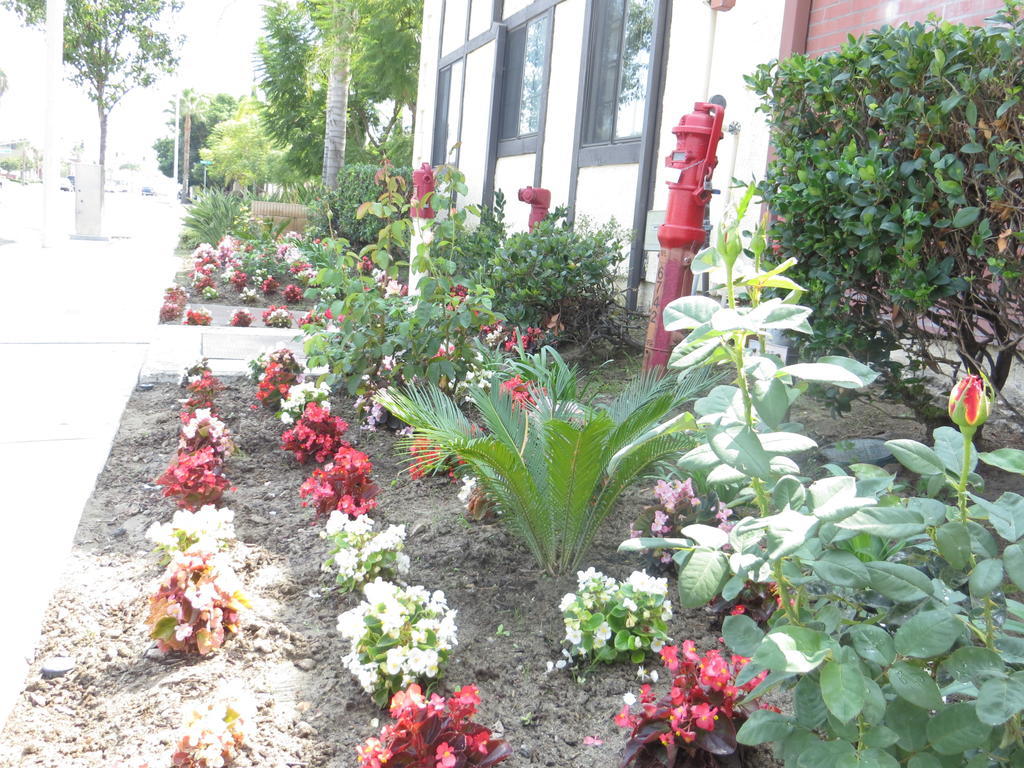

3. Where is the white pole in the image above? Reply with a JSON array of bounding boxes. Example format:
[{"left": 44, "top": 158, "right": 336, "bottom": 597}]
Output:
[
  {"left": 702, "top": 5, "right": 718, "bottom": 102},
  {"left": 172, "top": 91, "right": 180, "bottom": 198},
  {"left": 41, "top": 0, "right": 66, "bottom": 248}
]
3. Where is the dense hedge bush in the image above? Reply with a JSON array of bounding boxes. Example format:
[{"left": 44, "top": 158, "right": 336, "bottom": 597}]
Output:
[
  {"left": 458, "top": 194, "right": 630, "bottom": 342},
  {"left": 748, "top": 2, "right": 1024, "bottom": 396},
  {"left": 307, "top": 164, "right": 413, "bottom": 248}
]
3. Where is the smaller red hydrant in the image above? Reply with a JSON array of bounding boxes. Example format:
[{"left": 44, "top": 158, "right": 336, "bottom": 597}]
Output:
[
  {"left": 411, "top": 162, "right": 435, "bottom": 219},
  {"left": 518, "top": 186, "right": 551, "bottom": 231}
]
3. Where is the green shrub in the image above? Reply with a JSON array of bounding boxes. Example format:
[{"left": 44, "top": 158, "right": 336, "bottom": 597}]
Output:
[
  {"left": 747, "top": 1, "right": 1024, "bottom": 398},
  {"left": 180, "top": 189, "right": 248, "bottom": 248},
  {"left": 459, "top": 194, "right": 630, "bottom": 341},
  {"left": 307, "top": 164, "right": 413, "bottom": 248}
]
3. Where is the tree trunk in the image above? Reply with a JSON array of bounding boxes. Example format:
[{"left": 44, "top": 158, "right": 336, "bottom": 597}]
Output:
[
  {"left": 322, "top": 48, "right": 350, "bottom": 189},
  {"left": 183, "top": 112, "right": 192, "bottom": 197},
  {"left": 98, "top": 105, "right": 107, "bottom": 205}
]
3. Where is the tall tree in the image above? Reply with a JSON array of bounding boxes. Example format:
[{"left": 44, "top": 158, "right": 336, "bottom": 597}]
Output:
[
  {"left": 3, "top": 0, "right": 180, "bottom": 180},
  {"left": 154, "top": 93, "right": 238, "bottom": 187},
  {"left": 178, "top": 88, "right": 208, "bottom": 197},
  {"left": 0, "top": 67, "right": 8, "bottom": 106},
  {"left": 312, "top": 0, "right": 355, "bottom": 188}
]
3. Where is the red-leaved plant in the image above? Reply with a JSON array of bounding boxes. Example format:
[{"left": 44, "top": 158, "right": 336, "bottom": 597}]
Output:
[
  {"left": 298, "top": 444, "right": 379, "bottom": 520},
  {"left": 356, "top": 684, "right": 512, "bottom": 768},
  {"left": 615, "top": 641, "right": 771, "bottom": 768},
  {"left": 256, "top": 360, "right": 300, "bottom": 411},
  {"left": 161, "top": 302, "right": 185, "bottom": 322},
  {"left": 179, "top": 409, "right": 236, "bottom": 461},
  {"left": 184, "top": 371, "right": 226, "bottom": 412},
  {"left": 156, "top": 447, "right": 233, "bottom": 510},
  {"left": 184, "top": 308, "right": 213, "bottom": 326},
  {"left": 229, "top": 310, "right": 252, "bottom": 327},
  {"left": 260, "top": 276, "right": 279, "bottom": 295},
  {"left": 148, "top": 550, "right": 249, "bottom": 655},
  {"left": 280, "top": 402, "right": 349, "bottom": 464},
  {"left": 229, "top": 270, "right": 248, "bottom": 292},
  {"left": 283, "top": 283, "right": 303, "bottom": 303}
]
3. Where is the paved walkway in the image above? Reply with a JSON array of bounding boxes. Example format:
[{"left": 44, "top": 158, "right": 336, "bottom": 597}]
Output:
[{"left": 0, "top": 183, "right": 182, "bottom": 730}]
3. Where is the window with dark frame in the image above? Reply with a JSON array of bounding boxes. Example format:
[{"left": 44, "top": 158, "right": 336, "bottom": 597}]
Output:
[
  {"left": 498, "top": 14, "right": 550, "bottom": 151},
  {"left": 582, "top": 0, "right": 655, "bottom": 147},
  {"left": 432, "top": 65, "right": 454, "bottom": 166}
]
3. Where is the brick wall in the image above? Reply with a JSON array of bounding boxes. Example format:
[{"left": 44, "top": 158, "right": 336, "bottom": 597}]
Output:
[{"left": 806, "top": 0, "right": 1006, "bottom": 56}]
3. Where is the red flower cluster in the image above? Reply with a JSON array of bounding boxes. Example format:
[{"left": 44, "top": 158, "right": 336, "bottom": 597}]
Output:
[
  {"left": 356, "top": 684, "right": 511, "bottom": 768},
  {"left": 156, "top": 446, "right": 233, "bottom": 510},
  {"left": 299, "top": 311, "right": 324, "bottom": 327},
  {"left": 160, "top": 286, "right": 189, "bottom": 322},
  {"left": 229, "top": 310, "right": 252, "bottom": 327},
  {"left": 260, "top": 276, "right": 279, "bottom": 296},
  {"left": 289, "top": 260, "right": 311, "bottom": 275},
  {"left": 192, "top": 274, "right": 216, "bottom": 292},
  {"left": 185, "top": 309, "right": 213, "bottom": 326},
  {"left": 615, "top": 641, "right": 769, "bottom": 766},
  {"left": 499, "top": 375, "right": 538, "bottom": 409},
  {"left": 281, "top": 402, "right": 349, "bottom": 464},
  {"left": 408, "top": 437, "right": 445, "bottom": 480},
  {"left": 261, "top": 305, "right": 294, "bottom": 328},
  {"left": 179, "top": 411, "right": 235, "bottom": 461},
  {"left": 283, "top": 283, "right": 304, "bottom": 303},
  {"left": 184, "top": 371, "right": 226, "bottom": 412},
  {"left": 298, "top": 444, "right": 379, "bottom": 521},
  {"left": 229, "top": 270, "right": 248, "bottom": 292},
  {"left": 503, "top": 326, "right": 546, "bottom": 353},
  {"left": 256, "top": 360, "right": 300, "bottom": 411}
]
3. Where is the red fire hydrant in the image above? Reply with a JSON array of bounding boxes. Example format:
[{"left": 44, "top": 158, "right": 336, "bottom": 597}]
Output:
[
  {"left": 518, "top": 186, "right": 551, "bottom": 231},
  {"left": 411, "top": 162, "right": 435, "bottom": 219},
  {"left": 643, "top": 101, "right": 726, "bottom": 370}
]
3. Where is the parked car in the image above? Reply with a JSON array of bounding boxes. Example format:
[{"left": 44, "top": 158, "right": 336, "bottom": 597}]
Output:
[{"left": 141, "top": 185, "right": 155, "bottom": 196}]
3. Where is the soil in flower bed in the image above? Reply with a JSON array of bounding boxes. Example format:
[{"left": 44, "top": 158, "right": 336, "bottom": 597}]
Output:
[{"left": 0, "top": 380, "right": 779, "bottom": 768}]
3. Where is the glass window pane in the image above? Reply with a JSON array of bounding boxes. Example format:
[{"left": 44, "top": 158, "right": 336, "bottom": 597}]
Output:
[
  {"left": 432, "top": 66, "right": 453, "bottom": 165},
  {"left": 518, "top": 16, "right": 548, "bottom": 136},
  {"left": 446, "top": 60, "right": 463, "bottom": 160},
  {"left": 615, "top": 0, "right": 653, "bottom": 140},
  {"left": 500, "top": 26, "right": 527, "bottom": 140},
  {"left": 583, "top": 0, "right": 625, "bottom": 145}
]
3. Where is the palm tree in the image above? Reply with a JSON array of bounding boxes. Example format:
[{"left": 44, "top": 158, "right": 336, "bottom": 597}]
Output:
[
  {"left": 377, "top": 350, "right": 721, "bottom": 575},
  {"left": 179, "top": 89, "right": 208, "bottom": 197},
  {"left": 312, "top": 0, "right": 356, "bottom": 188},
  {"left": 0, "top": 68, "right": 8, "bottom": 106}
]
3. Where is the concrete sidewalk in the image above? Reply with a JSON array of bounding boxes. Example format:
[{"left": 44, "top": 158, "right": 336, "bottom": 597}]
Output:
[{"left": 0, "top": 183, "right": 182, "bottom": 730}]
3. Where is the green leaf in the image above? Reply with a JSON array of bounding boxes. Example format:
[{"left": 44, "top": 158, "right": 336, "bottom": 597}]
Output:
[
  {"left": 933, "top": 426, "right": 976, "bottom": 474},
  {"left": 973, "top": 492, "right": 1024, "bottom": 542},
  {"left": 836, "top": 505, "right": 927, "bottom": 538},
  {"left": 893, "top": 610, "right": 962, "bottom": 658},
  {"left": 969, "top": 557, "right": 1003, "bottom": 598},
  {"left": 752, "top": 378, "right": 791, "bottom": 430},
  {"left": 755, "top": 627, "right": 833, "bottom": 674},
  {"left": 885, "top": 439, "right": 947, "bottom": 476},
  {"left": 907, "top": 755, "right": 943, "bottom": 768},
  {"left": 793, "top": 675, "right": 827, "bottom": 728},
  {"left": 723, "top": 614, "right": 764, "bottom": 657},
  {"left": 866, "top": 562, "right": 932, "bottom": 602},
  {"left": 678, "top": 549, "right": 729, "bottom": 608},
  {"left": 759, "top": 431, "right": 818, "bottom": 455},
  {"left": 582, "top": 612, "right": 606, "bottom": 632},
  {"left": 849, "top": 624, "right": 895, "bottom": 666},
  {"left": 808, "top": 476, "right": 864, "bottom": 521},
  {"left": 765, "top": 508, "right": 818, "bottom": 559},
  {"left": 151, "top": 616, "right": 176, "bottom": 641},
  {"left": 736, "top": 708, "right": 793, "bottom": 745},
  {"left": 820, "top": 661, "right": 866, "bottom": 723},
  {"left": 680, "top": 524, "right": 729, "bottom": 549},
  {"left": 939, "top": 646, "right": 1004, "bottom": 685},
  {"left": 887, "top": 698, "right": 930, "bottom": 752},
  {"left": 952, "top": 206, "right": 981, "bottom": 228},
  {"left": 976, "top": 677, "right": 1024, "bottom": 725},
  {"left": 709, "top": 425, "right": 773, "bottom": 478},
  {"left": 979, "top": 448, "right": 1024, "bottom": 475},
  {"left": 888, "top": 662, "right": 942, "bottom": 709},
  {"left": 811, "top": 550, "right": 869, "bottom": 588},
  {"left": 935, "top": 522, "right": 971, "bottom": 569},
  {"left": 817, "top": 355, "right": 879, "bottom": 386},
  {"left": 663, "top": 295, "right": 721, "bottom": 331},
  {"left": 926, "top": 703, "right": 991, "bottom": 755},
  {"left": 778, "top": 362, "right": 863, "bottom": 388},
  {"left": 1004, "top": 543, "right": 1024, "bottom": 590},
  {"left": 757, "top": 301, "right": 813, "bottom": 332}
]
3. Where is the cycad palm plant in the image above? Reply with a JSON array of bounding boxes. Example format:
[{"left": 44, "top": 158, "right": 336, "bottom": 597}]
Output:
[{"left": 377, "top": 360, "right": 718, "bottom": 575}]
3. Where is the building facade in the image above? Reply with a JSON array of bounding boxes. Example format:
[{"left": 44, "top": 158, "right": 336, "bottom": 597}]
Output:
[{"left": 411, "top": 0, "right": 1005, "bottom": 309}]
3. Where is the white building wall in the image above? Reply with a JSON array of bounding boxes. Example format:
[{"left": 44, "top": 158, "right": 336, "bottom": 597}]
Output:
[
  {"left": 441, "top": 0, "right": 469, "bottom": 55},
  {"left": 411, "top": 0, "right": 444, "bottom": 168},
  {"left": 538, "top": 0, "right": 585, "bottom": 210},
  {"left": 468, "top": 0, "right": 493, "bottom": 37},
  {"left": 502, "top": 0, "right": 535, "bottom": 18},
  {"left": 494, "top": 153, "right": 536, "bottom": 227},
  {"left": 458, "top": 44, "right": 496, "bottom": 205}
]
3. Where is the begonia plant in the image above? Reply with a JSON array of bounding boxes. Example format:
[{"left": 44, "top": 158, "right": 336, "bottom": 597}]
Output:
[
  {"left": 280, "top": 402, "right": 349, "bottom": 464},
  {"left": 298, "top": 444, "right": 378, "bottom": 520},
  {"left": 184, "top": 308, "right": 213, "bottom": 326},
  {"left": 229, "top": 310, "right": 252, "bottom": 327},
  {"left": 282, "top": 283, "right": 303, "bottom": 303},
  {"left": 156, "top": 447, "right": 233, "bottom": 510},
  {"left": 172, "top": 700, "right": 248, "bottom": 768},
  {"left": 147, "top": 505, "right": 236, "bottom": 563},
  {"left": 323, "top": 512, "right": 409, "bottom": 593},
  {"left": 179, "top": 408, "right": 235, "bottom": 460},
  {"left": 277, "top": 380, "right": 331, "bottom": 424},
  {"left": 262, "top": 305, "right": 293, "bottom": 328}
]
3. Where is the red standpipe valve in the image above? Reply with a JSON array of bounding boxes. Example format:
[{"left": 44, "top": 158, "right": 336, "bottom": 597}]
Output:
[
  {"left": 643, "top": 101, "right": 726, "bottom": 371},
  {"left": 518, "top": 186, "right": 551, "bottom": 231},
  {"left": 411, "top": 162, "right": 436, "bottom": 219}
]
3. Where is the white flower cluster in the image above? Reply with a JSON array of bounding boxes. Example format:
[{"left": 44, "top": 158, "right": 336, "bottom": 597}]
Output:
[
  {"left": 323, "top": 512, "right": 410, "bottom": 593},
  {"left": 264, "top": 307, "right": 292, "bottom": 327},
  {"left": 174, "top": 699, "right": 250, "bottom": 768},
  {"left": 560, "top": 568, "right": 672, "bottom": 663},
  {"left": 181, "top": 408, "right": 228, "bottom": 441},
  {"left": 239, "top": 288, "right": 259, "bottom": 305},
  {"left": 147, "top": 505, "right": 236, "bottom": 560},
  {"left": 337, "top": 578, "right": 457, "bottom": 703},
  {"left": 456, "top": 476, "right": 477, "bottom": 506},
  {"left": 278, "top": 380, "right": 331, "bottom": 424}
]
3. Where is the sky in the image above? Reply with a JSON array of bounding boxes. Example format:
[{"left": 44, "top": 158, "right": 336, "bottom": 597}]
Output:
[{"left": 0, "top": 0, "right": 272, "bottom": 174}]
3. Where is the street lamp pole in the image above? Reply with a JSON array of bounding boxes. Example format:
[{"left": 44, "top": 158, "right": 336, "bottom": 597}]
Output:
[
  {"left": 41, "top": 0, "right": 66, "bottom": 248},
  {"left": 172, "top": 91, "right": 180, "bottom": 197}
]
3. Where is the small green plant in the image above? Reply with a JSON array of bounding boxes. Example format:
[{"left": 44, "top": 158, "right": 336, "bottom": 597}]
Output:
[
  {"left": 377, "top": 353, "right": 720, "bottom": 575},
  {"left": 180, "top": 189, "right": 248, "bottom": 249}
]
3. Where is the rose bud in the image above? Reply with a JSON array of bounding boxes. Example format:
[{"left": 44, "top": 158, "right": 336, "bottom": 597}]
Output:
[{"left": 948, "top": 374, "right": 990, "bottom": 429}]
